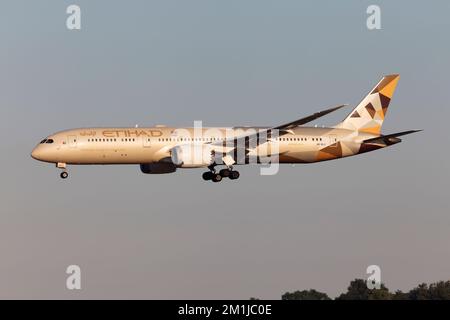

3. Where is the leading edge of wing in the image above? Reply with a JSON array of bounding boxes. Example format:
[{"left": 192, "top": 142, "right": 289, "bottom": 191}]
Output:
[{"left": 274, "top": 104, "right": 348, "bottom": 131}]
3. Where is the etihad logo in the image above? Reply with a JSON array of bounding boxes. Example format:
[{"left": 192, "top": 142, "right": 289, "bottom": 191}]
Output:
[{"left": 102, "top": 129, "right": 163, "bottom": 138}]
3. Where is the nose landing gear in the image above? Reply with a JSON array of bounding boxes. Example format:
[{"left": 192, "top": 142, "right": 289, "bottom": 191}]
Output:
[{"left": 57, "top": 162, "right": 68, "bottom": 179}]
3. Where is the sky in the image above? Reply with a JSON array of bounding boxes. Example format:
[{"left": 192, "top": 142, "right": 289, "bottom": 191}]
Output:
[{"left": 0, "top": 0, "right": 449, "bottom": 299}]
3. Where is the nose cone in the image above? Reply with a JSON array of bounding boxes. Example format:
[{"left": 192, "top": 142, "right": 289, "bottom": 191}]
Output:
[{"left": 31, "top": 146, "right": 43, "bottom": 161}]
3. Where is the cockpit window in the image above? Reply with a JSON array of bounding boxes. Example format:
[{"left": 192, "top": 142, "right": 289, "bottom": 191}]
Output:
[
  {"left": 40, "top": 139, "right": 47, "bottom": 144},
  {"left": 46, "top": 139, "right": 54, "bottom": 144}
]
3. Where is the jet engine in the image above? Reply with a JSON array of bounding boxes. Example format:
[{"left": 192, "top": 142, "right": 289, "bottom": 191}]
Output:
[
  {"left": 171, "top": 144, "right": 215, "bottom": 168},
  {"left": 140, "top": 163, "right": 177, "bottom": 174}
]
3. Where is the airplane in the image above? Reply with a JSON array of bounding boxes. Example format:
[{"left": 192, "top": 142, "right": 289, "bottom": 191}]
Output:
[{"left": 31, "top": 74, "right": 420, "bottom": 182}]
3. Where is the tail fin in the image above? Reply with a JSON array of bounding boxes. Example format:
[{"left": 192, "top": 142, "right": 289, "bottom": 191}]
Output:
[{"left": 336, "top": 74, "right": 400, "bottom": 135}]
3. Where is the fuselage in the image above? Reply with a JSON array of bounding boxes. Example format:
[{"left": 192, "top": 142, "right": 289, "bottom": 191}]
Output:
[
  {"left": 31, "top": 126, "right": 384, "bottom": 166},
  {"left": 30, "top": 75, "right": 416, "bottom": 182}
]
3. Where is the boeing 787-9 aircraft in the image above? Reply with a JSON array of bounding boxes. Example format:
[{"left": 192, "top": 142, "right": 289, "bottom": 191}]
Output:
[{"left": 31, "top": 74, "right": 420, "bottom": 182}]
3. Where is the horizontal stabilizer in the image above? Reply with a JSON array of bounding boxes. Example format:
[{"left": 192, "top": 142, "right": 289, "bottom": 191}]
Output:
[{"left": 363, "top": 130, "right": 422, "bottom": 144}]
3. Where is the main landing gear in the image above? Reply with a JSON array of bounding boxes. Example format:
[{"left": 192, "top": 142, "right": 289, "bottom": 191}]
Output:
[{"left": 202, "top": 165, "right": 240, "bottom": 182}]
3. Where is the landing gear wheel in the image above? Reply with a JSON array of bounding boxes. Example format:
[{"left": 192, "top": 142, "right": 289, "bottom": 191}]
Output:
[
  {"left": 229, "top": 171, "right": 240, "bottom": 180},
  {"left": 212, "top": 173, "right": 222, "bottom": 183},
  {"left": 60, "top": 171, "right": 68, "bottom": 179},
  {"left": 202, "top": 171, "right": 213, "bottom": 181},
  {"left": 219, "top": 169, "right": 230, "bottom": 178}
]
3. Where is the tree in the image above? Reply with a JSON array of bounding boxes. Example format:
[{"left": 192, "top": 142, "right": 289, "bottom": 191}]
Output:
[
  {"left": 407, "top": 283, "right": 430, "bottom": 300},
  {"left": 281, "top": 279, "right": 450, "bottom": 300},
  {"left": 282, "top": 289, "right": 331, "bottom": 300},
  {"left": 336, "top": 279, "right": 392, "bottom": 300},
  {"left": 429, "top": 281, "right": 450, "bottom": 300},
  {"left": 407, "top": 281, "right": 450, "bottom": 300},
  {"left": 392, "top": 290, "right": 409, "bottom": 300}
]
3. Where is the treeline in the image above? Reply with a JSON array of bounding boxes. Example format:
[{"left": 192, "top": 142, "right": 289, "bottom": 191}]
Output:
[
  {"left": 251, "top": 279, "right": 450, "bottom": 300},
  {"left": 282, "top": 279, "right": 450, "bottom": 300}
]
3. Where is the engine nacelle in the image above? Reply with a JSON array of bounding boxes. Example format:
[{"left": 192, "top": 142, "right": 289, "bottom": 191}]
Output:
[
  {"left": 140, "top": 163, "right": 177, "bottom": 174},
  {"left": 171, "top": 144, "right": 215, "bottom": 168}
]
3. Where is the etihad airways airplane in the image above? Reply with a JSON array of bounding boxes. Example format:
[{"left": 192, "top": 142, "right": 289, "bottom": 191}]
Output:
[{"left": 31, "top": 74, "right": 420, "bottom": 182}]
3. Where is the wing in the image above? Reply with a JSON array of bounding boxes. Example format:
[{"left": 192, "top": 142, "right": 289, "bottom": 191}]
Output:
[
  {"left": 273, "top": 104, "right": 348, "bottom": 131},
  {"left": 212, "top": 104, "right": 347, "bottom": 165},
  {"left": 212, "top": 104, "right": 348, "bottom": 164}
]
